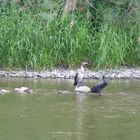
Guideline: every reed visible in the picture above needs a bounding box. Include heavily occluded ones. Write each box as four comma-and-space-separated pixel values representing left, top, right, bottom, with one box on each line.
0, 1, 140, 70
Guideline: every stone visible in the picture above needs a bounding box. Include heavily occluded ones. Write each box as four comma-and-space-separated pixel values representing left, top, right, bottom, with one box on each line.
0, 89, 10, 95
14, 87, 33, 94
56, 90, 70, 95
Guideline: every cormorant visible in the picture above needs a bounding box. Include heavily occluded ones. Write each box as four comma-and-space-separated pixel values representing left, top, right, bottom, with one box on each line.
91, 75, 108, 95
74, 62, 88, 86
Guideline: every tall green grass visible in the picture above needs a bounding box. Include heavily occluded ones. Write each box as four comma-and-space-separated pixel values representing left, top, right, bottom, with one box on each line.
0, 1, 140, 70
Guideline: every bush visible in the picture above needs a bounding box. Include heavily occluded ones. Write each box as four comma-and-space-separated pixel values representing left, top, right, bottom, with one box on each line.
0, 0, 140, 69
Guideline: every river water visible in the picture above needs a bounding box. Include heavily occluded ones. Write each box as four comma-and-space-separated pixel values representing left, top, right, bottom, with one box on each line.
0, 78, 140, 140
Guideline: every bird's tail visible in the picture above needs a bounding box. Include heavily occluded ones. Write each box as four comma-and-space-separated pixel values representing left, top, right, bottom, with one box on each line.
74, 82, 77, 86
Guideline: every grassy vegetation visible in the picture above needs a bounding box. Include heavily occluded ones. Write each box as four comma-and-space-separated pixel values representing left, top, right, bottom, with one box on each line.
0, 0, 140, 70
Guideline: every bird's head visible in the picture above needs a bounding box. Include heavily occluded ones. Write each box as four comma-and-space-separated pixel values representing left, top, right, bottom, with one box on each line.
102, 75, 108, 84
102, 75, 105, 79
81, 61, 88, 67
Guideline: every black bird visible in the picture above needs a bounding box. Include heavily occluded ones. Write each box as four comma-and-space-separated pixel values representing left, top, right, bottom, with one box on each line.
74, 62, 88, 86
91, 75, 108, 95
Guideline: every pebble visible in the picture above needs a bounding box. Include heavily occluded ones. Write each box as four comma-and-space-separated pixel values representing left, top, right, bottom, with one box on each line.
0, 67, 140, 79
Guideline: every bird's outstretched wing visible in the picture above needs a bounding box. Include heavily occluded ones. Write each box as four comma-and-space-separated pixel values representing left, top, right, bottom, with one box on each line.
74, 73, 78, 85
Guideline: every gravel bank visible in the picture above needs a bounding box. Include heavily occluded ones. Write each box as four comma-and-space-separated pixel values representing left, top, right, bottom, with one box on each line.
0, 67, 140, 79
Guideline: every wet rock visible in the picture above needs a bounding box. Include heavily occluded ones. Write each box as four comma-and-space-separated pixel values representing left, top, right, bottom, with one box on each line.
0, 89, 10, 95
75, 85, 91, 93
56, 90, 70, 95
14, 87, 33, 94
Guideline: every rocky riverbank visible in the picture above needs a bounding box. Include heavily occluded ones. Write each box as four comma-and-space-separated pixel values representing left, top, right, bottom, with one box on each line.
0, 67, 140, 79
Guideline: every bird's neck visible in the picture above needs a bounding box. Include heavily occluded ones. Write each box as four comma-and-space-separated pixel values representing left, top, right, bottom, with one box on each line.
103, 78, 108, 84
80, 65, 85, 71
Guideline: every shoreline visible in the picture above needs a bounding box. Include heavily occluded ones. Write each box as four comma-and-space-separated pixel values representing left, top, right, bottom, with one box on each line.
0, 67, 140, 79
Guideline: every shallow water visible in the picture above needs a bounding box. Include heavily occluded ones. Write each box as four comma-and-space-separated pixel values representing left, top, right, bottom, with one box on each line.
0, 78, 140, 140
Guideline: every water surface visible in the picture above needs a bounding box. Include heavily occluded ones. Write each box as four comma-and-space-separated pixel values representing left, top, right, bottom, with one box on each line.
0, 78, 140, 140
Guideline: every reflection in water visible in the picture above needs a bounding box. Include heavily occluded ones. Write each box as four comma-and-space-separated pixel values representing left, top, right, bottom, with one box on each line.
75, 93, 87, 140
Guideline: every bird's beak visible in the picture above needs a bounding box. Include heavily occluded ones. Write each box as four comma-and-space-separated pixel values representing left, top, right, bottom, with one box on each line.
83, 62, 88, 66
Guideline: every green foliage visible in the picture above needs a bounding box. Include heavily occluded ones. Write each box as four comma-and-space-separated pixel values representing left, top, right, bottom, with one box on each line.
0, 0, 140, 70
